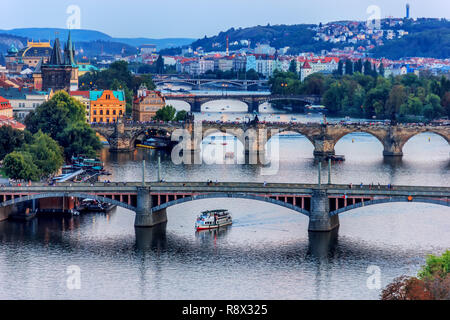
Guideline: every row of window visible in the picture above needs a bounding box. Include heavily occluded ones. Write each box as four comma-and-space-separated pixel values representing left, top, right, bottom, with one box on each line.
92, 118, 118, 123
92, 109, 123, 116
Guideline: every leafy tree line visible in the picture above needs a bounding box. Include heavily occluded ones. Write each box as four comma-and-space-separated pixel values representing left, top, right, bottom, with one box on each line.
0, 91, 102, 181
270, 69, 450, 121
79, 61, 156, 115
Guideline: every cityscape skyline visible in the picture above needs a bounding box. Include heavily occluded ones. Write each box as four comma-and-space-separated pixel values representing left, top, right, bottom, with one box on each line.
2, 0, 450, 39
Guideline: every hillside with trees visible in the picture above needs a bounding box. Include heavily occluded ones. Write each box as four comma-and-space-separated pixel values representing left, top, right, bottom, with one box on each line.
270, 67, 450, 121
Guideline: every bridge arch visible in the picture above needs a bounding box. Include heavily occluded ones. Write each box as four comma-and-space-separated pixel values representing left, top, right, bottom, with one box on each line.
400, 130, 450, 150
201, 99, 248, 113
330, 197, 449, 216
0, 192, 136, 212
150, 193, 310, 216
332, 129, 387, 150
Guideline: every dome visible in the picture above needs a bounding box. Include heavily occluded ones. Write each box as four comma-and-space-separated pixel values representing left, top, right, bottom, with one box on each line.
7, 44, 18, 54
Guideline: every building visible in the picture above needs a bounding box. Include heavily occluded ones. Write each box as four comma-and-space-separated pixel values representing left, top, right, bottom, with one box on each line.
89, 90, 125, 124
140, 44, 157, 55
300, 62, 313, 81
0, 115, 26, 130
132, 85, 165, 122
69, 91, 91, 121
0, 96, 13, 118
37, 32, 79, 92
0, 87, 51, 119
5, 41, 52, 73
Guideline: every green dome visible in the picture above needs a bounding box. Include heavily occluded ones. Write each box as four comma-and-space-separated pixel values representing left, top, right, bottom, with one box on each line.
7, 44, 18, 54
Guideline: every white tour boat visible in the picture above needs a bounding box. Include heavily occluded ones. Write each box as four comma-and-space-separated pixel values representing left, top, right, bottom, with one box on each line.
195, 209, 232, 231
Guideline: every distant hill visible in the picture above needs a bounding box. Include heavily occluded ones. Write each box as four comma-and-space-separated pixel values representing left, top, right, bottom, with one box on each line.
0, 33, 27, 55
188, 24, 345, 54
0, 28, 194, 50
371, 20, 450, 59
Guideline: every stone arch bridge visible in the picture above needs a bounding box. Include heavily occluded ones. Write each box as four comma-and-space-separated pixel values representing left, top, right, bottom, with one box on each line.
164, 94, 321, 113
92, 121, 450, 160
0, 182, 448, 232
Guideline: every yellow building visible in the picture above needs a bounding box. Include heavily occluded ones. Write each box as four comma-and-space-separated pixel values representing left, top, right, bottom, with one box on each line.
89, 90, 125, 123
132, 84, 166, 122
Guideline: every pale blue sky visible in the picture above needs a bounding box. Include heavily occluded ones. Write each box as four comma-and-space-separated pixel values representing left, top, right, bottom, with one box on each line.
2, 0, 449, 38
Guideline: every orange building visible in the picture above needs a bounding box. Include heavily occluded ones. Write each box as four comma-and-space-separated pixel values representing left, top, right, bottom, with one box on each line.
89, 90, 125, 123
132, 84, 166, 122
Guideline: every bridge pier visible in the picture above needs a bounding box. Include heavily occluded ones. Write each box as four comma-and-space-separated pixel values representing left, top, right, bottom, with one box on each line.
134, 188, 168, 228
313, 138, 335, 160
308, 189, 339, 232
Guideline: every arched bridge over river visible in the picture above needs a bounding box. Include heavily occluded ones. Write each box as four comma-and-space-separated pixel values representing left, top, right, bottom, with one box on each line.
1, 182, 449, 232
92, 121, 450, 160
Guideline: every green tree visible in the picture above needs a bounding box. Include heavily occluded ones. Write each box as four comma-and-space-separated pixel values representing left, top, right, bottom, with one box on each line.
423, 93, 444, 120
288, 59, 297, 74
0, 126, 33, 160
418, 250, 450, 280
385, 85, 407, 119
345, 60, 353, 75
153, 105, 177, 121
22, 131, 64, 177
363, 60, 372, 76
24, 91, 101, 159
25, 91, 86, 139
174, 110, 188, 121
57, 122, 102, 159
336, 60, 344, 76
3, 151, 40, 181
155, 55, 165, 74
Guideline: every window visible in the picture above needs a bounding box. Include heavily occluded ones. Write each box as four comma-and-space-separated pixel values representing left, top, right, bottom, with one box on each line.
93, 110, 97, 115
113, 110, 116, 115
100, 110, 103, 115
106, 110, 110, 115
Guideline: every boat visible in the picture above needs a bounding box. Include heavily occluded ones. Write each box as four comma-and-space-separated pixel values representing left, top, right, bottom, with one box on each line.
71, 156, 104, 171
195, 209, 232, 231
8, 209, 37, 222
136, 137, 172, 150
76, 199, 116, 213
326, 154, 345, 161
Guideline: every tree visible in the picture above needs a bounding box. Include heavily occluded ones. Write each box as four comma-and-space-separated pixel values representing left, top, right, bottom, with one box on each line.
385, 85, 407, 119
57, 122, 102, 159
3, 151, 40, 181
363, 60, 372, 76
336, 60, 344, 76
174, 110, 188, 122
0, 126, 33, 160
379, 63, 385, 77
25, 91, 86, 139
155, 55, 165, 74
423, 94, 444, 120
288, 59, 297, 74
22, 131, 64, 177
24, 91, 101, 159
418, 250, 450, 280
345, 60, 353, 75
153, 105, 177, 122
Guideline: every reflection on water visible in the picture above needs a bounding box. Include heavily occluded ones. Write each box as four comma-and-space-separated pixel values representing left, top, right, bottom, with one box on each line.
0, 120, 449, 299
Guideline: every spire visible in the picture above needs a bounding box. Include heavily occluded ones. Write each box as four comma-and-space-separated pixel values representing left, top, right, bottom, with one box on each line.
34, 58, 43, 73
64, 29, 76, 66
50, 37, 63, 65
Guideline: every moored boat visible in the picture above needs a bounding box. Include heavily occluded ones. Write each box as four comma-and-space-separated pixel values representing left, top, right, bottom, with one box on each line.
195, 209, 232, 231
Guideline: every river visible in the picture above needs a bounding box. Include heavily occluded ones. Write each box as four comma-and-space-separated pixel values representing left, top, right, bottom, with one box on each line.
0, 111, 449, 300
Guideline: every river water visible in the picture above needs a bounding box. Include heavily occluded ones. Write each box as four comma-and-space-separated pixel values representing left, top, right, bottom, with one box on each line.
0, 111, 449, 300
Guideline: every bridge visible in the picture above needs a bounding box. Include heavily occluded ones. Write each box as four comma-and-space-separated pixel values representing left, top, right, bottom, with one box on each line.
153, 77, 269, 90
0, 182, 448, 232
92, 121, 450, 160
163, 94, 320, 113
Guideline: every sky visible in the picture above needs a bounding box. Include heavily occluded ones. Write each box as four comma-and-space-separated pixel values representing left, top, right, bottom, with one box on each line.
2, 0, 449, 39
